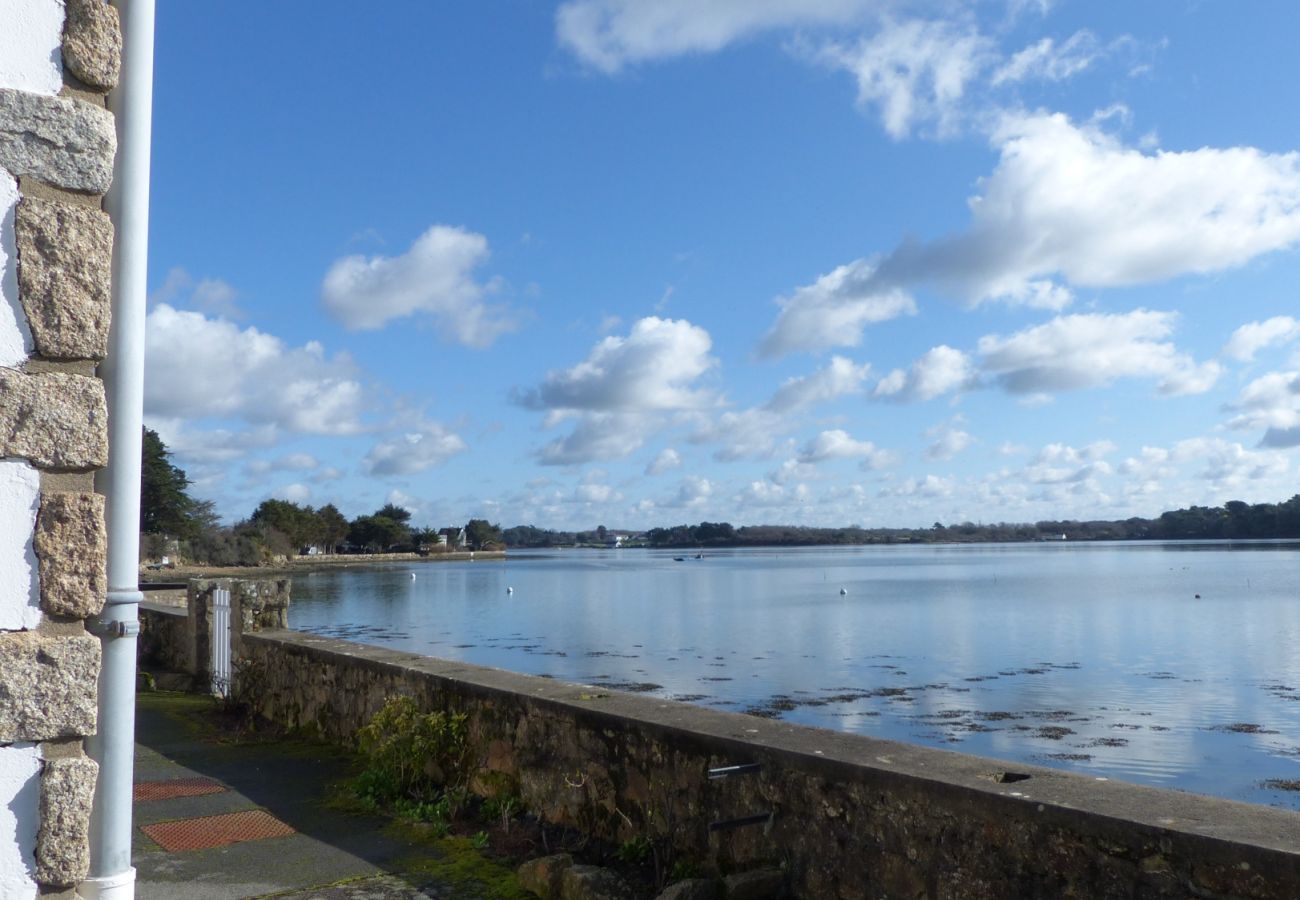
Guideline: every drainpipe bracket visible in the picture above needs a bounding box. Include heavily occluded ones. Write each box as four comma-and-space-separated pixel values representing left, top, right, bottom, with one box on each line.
87, 618, 141, 638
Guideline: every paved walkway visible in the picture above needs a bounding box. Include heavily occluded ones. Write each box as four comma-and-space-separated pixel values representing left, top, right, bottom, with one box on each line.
132, 691, 528, 900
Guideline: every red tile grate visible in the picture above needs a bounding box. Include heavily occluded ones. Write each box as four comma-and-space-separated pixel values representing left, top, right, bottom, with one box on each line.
133, 777, 227, 802
140, 809, 296, 851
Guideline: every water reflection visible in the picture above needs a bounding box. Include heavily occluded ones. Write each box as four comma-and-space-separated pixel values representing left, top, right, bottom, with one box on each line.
290, 542, 1300, 809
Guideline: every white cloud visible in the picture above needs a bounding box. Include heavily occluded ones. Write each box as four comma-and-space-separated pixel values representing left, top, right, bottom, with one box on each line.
145, 304, 369, 435
146, 421, 280, 467
1172, 437, 1290, 489
573, 482, 620, 504
555, 0, 875, 73
1024, 441, 1115, 485
321, 225, 516, 346
667, 475, 714, 508
645, 448, 682, 476
925, 418, 973, 460
991, 30, 1101, 85
737, 479, 809, 508
869, 112, 1300, 307
272, 483, 312, 504
1225, 370, 1300, 448
1223, 317, 1300, 362
1119, 446, 1175, 483
769, 458, 819, 485
538, 412, 658, 465
797, 429, 893, 469
691, 408, 786, 461
765, 356, 872, 412
246, 453, 319, 476
150, 267, 244, 318
521, 317, 716, 413
814, 18, 994, 139
364, 425, 468, 477
524, 318, 718, 464
875, 345, 975, 401
759, 259, 915, 358
880, 474, 954, 498
977, 310, 1221, 396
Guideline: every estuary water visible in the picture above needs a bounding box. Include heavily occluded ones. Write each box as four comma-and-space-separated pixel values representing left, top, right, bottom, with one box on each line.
288, 541, 1300, 809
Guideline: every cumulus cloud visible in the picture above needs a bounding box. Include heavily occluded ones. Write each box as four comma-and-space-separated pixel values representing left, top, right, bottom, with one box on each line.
271, 483, 312, 504
573, 481, 621, 504
691, 408, 786, 461
797, 429, 893, 469
555, 0, 875, 73
364, 425, 468, 477
759, 260, 916, 358
925, 418, 973, 460
520, 317, 716, 413
538, 412, 658, 466
146, 304, 369, 434
977, 310, 1221, 396
1223, 317, 1300, 362
1023, 441, 1115, 485
875, 345, 975, 402
769, 114, 1300, 352
765, 356, 872, 412
321, 225, 516, 346
1225, 370, 1300, 447
737, 479, 809, 509
1172, 437, 1290, 489
646, 448, 682, 476
869, 112, 1300, 308
523, 318, 718, 464
667, 475, 714, 508
813, 18, 994, 139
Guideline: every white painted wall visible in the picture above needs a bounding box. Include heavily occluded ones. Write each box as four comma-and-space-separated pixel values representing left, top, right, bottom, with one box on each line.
0, 0, 64, 96
0, 744, 40, 900
0, 461, 41, 632
1, 171, 33, 369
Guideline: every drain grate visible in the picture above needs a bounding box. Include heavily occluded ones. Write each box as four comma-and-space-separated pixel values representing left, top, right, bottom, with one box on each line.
141, 809, 296, 851
133, 777, 227, 802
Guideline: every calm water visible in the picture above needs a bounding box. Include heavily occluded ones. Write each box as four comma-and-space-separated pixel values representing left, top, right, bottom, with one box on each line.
289, 542, 1300, 808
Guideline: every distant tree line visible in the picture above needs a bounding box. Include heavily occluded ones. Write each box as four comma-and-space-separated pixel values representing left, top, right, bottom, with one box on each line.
504, 497, 1300, 549
139, 428, 503, 566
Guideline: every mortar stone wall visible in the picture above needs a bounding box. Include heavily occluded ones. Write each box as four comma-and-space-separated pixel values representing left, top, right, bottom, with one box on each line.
232, 629, 1300, 900
0, 0, 121, 895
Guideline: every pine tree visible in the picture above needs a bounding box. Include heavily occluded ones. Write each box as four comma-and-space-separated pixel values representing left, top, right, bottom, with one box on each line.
140, 428, 214, 538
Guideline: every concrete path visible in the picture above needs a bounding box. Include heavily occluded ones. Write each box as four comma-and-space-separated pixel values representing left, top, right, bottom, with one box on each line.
132, 691, 528, 900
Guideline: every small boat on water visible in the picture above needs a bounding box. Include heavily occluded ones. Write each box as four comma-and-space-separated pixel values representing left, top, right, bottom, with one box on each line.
673, 556, 686, 562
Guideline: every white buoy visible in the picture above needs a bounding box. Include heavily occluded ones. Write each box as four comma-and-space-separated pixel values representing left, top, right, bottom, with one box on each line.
507, 586, 514, 594
410, 572, 416, 580
839, 588, 848, 595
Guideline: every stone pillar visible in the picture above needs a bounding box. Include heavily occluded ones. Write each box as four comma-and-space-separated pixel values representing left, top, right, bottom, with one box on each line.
188, 578, 291, 693
0, 1, 122, 895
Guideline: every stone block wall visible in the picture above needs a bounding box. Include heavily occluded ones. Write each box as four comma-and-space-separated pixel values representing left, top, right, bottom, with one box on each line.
239, 630, 1300, 899
0, 1, 120, 896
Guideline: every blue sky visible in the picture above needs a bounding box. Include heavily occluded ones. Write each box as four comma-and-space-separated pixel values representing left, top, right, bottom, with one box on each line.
143, 1, 1300, 531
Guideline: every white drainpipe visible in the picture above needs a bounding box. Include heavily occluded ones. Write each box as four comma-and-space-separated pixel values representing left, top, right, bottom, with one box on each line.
84, 1, 155, 898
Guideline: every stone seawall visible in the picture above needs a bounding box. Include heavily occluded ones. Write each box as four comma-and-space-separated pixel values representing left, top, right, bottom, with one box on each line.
231, 628, 1300, 899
